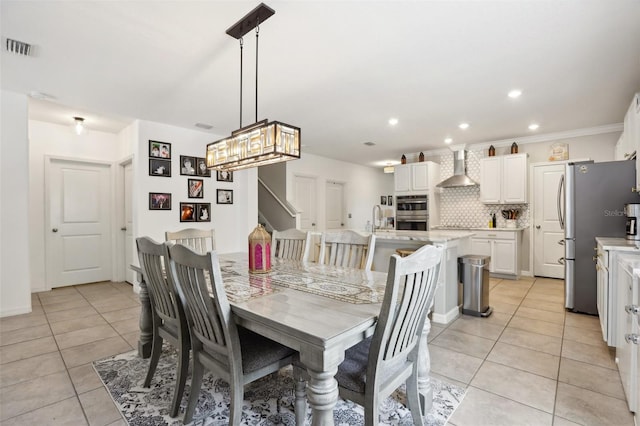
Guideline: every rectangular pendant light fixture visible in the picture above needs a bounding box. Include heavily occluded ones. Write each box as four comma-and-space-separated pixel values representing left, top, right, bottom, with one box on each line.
206, 119, 300, 172
206, 3, 301, 172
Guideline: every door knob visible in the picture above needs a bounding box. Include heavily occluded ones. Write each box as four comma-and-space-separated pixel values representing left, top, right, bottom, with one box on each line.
535, 225, 541, 229
52, 228, 58, 232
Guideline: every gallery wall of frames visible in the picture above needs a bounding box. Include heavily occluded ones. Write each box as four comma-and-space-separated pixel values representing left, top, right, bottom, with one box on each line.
147, 139, 234, 223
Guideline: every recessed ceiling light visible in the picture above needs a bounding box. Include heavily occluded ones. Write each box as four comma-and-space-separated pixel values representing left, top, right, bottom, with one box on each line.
388, 118, 399, 126
444, 138, 453, 144
508, 89, 522, 99
528, 123, 539, 130
458, 123, 469, 130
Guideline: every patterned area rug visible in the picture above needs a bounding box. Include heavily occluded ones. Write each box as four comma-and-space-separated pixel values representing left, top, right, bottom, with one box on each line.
93, 347, 465, 425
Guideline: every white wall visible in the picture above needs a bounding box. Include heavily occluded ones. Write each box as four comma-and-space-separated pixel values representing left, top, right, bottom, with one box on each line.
286, 153, 394, 231
134, 121, 257, 255
28, 120, 123, 292
26, 118, 257, 296
1, 91, 31, 317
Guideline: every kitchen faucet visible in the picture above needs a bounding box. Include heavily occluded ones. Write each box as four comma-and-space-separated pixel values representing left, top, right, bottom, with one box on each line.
372, 204, 382, 234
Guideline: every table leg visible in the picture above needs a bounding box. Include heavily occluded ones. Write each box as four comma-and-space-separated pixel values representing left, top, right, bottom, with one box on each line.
306, 367, 339, 426
417, 311, 433, 414
137, 278, 153, 358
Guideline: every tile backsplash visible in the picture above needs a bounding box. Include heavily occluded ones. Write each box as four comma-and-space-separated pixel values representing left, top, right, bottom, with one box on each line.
436, 148, 530, 229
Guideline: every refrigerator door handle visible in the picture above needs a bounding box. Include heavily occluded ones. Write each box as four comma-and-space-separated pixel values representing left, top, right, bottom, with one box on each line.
557, 174, 565, 230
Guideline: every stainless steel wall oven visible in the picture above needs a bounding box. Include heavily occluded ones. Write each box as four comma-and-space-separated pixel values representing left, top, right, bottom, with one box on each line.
396, 195, 428, 231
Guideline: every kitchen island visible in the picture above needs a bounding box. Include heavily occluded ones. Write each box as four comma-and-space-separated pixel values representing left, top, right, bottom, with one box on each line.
366, 230, 474, 324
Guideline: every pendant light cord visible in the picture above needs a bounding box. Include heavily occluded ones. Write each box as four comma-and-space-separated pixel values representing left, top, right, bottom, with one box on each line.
255, 23, 259, 123
239, 37, 243, 128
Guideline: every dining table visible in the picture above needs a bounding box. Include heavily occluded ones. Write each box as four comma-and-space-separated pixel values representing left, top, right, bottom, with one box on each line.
133, 252, 437, 425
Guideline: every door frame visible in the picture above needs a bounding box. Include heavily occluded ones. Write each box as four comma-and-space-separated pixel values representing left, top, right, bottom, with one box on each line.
44, 155, 115, 291
325, 179, 346, 230
116, 156, 134, 283
528, 159, 589, 278
291, 172, 319, 231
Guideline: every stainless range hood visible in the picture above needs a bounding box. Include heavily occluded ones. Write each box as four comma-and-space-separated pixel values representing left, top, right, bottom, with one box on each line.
436, 149, 478, 188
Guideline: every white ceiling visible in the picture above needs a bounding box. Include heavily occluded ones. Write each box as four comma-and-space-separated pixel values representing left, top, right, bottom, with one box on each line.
2, 1, 639, 167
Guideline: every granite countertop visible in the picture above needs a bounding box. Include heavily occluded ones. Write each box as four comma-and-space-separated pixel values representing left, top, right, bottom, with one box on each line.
595, 237, 640, 252
363, 229, 475, 243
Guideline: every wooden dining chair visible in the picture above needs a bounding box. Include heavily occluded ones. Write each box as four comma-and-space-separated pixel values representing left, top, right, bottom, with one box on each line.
135, 237, 189, 418
165, 244, 299, 424
334, 244, 443, 426
165, 228, 215, 254
318, 230, 376, 271
272, 228, 311, 261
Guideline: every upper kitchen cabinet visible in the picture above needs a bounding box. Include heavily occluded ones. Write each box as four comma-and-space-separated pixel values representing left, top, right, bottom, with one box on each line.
616, 94, 639, 162
479, 153, 528, 204
394, 162, 440, 195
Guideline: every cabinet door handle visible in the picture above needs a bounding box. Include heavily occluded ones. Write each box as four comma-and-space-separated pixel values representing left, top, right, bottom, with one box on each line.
558, 240, 565, 245
625, 334, 640, 344
625, 305, 640, 315
535, 225, 541, 229
558, 257, 565, 265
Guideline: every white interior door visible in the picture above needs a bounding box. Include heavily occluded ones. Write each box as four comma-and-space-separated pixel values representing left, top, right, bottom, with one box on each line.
46, 158, 112, 288
533, 163, 565, 278
123, 161, 134, 284
325, 181, 345, 230
294, 175, 317, 231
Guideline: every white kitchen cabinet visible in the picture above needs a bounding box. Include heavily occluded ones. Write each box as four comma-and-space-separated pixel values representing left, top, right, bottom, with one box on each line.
596, 241, 613, 345
394, 162, 439, 195
470, 229, 521, 277
479, 153, 528, 204
595, 238, 640, 348
615, 254, 640, 413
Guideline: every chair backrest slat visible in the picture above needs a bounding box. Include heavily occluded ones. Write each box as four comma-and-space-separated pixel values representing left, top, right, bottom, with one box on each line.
370, 244, 442, 373
166, 228, 216, 254
272, 228, 310, 261
166, 244, 233, 357
318, 230, 376, 271
136, 237, 181, 325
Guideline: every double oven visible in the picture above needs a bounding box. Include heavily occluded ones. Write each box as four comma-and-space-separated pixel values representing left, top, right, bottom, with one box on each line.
396, 195, 428, 231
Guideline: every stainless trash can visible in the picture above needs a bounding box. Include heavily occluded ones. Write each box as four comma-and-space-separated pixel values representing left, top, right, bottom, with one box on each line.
459, 255, 492, 317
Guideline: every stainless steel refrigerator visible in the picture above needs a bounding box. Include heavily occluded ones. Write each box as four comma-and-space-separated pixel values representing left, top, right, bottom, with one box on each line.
559, 160, 637, 314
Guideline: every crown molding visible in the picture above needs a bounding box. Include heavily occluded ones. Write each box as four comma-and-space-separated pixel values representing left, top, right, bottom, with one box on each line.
423, 123, 623, 157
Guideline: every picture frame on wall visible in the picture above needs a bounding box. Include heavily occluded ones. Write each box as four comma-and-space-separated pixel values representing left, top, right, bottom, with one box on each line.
149, 140, 171, 159
149, 158, 171, 177
197, 203, 211, 222
187, 179, 204, 198
216, 170, 233, 182
180, 203, 196, 222
388, 195, 393, 206
217, 189, 233, 205
180, 155, 196, 176
149, 192, 171, 210
196, 157, 210, 177
380, 195, 387, 205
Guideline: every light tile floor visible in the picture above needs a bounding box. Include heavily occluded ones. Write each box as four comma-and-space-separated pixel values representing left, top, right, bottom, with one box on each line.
0, 278, 635, 425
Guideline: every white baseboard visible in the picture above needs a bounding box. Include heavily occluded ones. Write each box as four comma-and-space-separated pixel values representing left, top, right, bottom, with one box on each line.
0, 304, 33, 318
431, 306, 460, 325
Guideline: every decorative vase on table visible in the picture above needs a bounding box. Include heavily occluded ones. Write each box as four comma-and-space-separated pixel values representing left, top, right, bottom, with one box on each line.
249, 224, 271, 273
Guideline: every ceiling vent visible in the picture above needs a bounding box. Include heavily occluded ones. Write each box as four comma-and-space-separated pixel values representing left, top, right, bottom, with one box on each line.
5, 38, 32, 56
